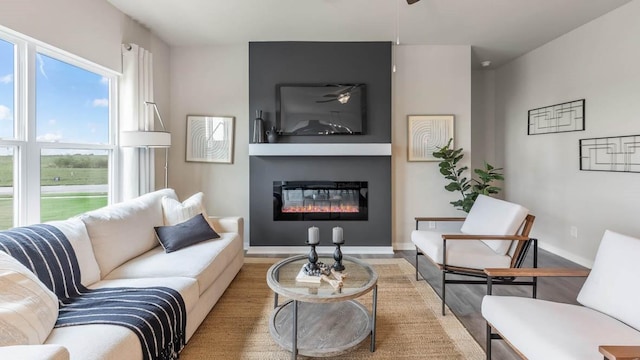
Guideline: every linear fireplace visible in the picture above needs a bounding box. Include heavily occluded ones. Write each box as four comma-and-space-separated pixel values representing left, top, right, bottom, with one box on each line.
273, 181, 368, 221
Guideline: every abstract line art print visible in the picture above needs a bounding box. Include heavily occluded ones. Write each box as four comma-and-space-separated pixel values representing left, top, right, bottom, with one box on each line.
186, 115, 235, 163
407, 115, 454, 162
580, 135, 640, 173
528, 99, 585, 135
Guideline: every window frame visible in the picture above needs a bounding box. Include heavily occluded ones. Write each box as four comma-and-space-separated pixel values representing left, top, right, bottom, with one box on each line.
0, 26, 120, 227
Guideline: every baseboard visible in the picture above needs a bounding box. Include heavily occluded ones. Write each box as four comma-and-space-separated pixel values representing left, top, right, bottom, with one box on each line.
246, 246, 394, 255
538, 242, 593, 269
393, 242, 415, 251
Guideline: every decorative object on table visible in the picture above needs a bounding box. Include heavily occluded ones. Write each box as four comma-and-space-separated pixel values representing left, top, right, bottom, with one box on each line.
306, 226, 319, 271
266, 126, 278, 143
407, 115, 454, 162
186, 115, 235, 163
332, 226, 345, 271
432, 138, 504, 213
252, 110, 266, 143
580, 134, 640, 173
528, 99, 585, 135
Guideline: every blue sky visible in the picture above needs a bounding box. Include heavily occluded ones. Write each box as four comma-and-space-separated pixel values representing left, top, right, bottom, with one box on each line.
0, 38, 109, 146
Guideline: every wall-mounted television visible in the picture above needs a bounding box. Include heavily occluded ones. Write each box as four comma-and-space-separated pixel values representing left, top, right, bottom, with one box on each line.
276, 83, 366, 135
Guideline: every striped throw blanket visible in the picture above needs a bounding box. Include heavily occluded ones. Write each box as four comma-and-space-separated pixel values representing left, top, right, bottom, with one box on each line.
0, 224, 186, 360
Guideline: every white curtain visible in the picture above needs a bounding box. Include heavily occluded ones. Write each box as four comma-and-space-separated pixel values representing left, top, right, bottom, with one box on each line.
120, 43, 156, 200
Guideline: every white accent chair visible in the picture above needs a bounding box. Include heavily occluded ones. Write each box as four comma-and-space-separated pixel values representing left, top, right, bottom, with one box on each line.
411, 194, 535, 315
483, 230, 640, 360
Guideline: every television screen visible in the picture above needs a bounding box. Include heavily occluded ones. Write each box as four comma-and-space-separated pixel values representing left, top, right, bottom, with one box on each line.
276, 84, 366, 135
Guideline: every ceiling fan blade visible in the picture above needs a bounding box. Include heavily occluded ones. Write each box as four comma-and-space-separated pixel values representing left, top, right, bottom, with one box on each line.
407, 0, 420, 4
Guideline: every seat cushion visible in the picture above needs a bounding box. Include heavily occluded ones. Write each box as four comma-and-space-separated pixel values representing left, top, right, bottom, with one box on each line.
80, 189, 178, 277
460, 195, 529, 255
411, 230, 511, 269
482, 295, 640, 360
88, 277, 200, 314
104, 232, 242, 295
45, 324, 142, 360
577, 230, 640, 331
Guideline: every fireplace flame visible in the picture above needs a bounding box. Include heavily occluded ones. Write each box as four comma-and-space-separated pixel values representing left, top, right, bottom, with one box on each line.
282, 204, 360, 213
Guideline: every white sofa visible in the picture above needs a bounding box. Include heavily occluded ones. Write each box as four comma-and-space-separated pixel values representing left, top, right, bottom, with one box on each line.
0, 188, 244, 360
483, 230, 640, 359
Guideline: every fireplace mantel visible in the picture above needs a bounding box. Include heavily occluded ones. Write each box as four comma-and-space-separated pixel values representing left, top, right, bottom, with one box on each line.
248, 143, 391, 156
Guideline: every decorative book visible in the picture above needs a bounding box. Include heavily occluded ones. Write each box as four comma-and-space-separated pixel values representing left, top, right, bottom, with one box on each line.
295, 265, 321, 283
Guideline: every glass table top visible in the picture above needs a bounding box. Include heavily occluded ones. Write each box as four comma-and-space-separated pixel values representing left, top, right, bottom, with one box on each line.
266, 255, 378, 302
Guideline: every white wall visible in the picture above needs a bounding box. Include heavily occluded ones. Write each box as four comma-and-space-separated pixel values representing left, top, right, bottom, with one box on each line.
169, 46, 249, 238
471, 70, 497, 173
495, 0, 640, 266
393, 45, 472, 249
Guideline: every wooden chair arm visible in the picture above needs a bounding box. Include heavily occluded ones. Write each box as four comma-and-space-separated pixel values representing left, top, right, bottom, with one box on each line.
599, 345, 640, 360
415, 217, 466, 222
442, 234, 530, 241
484, 268, 590, 278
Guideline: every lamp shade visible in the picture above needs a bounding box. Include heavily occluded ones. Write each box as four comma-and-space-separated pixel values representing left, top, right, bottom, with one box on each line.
120, 131, 171, 148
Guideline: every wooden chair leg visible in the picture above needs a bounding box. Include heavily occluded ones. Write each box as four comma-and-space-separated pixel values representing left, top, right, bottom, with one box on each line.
415, 248, 420, 281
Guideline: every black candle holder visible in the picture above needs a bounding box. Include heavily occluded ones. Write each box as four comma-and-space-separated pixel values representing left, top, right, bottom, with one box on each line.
307, 242, 318, 271
332, 241, 345, 272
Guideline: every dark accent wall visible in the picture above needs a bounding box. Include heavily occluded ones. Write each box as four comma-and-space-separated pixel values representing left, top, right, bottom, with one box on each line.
250, 156, 391, 246
249, 41, 392, 247
249, 41, 391, 143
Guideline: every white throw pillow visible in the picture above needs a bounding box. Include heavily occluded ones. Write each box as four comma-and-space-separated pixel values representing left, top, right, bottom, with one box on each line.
0, 251, 59, 346
162, 193, 208, 226
577, 230, 640, 331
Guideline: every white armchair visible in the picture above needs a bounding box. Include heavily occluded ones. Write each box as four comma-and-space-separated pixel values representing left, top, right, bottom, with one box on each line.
412, 194, 535, 315
483, 230, 640, 359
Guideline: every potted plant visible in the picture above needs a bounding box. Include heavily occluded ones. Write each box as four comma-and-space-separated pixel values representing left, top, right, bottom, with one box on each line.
432, 138, 504, 213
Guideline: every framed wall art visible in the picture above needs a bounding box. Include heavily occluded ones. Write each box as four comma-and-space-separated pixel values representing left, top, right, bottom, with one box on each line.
528, 99, 585, 135
407, 115, 454, 162
186, 115, 235, 163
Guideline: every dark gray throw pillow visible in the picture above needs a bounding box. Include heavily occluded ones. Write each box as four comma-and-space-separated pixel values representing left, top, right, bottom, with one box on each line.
154, 213, 220, 253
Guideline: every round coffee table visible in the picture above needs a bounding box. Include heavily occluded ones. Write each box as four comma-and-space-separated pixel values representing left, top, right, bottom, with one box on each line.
266, 255, 378, 359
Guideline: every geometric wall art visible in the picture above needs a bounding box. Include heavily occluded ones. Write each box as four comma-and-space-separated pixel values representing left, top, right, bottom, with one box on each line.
579, 135, 640, 173
528, 99, 585, 135
407, 115, 454, 162
186, 115, 235, 164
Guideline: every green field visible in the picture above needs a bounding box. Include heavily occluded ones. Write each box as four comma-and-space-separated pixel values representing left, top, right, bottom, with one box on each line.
0, 154, 108, 186
0, 193, 108, 230
0, 154, 109, 229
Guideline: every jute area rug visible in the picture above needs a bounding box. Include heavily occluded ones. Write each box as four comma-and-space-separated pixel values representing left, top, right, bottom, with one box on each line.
181, 258, 484, 359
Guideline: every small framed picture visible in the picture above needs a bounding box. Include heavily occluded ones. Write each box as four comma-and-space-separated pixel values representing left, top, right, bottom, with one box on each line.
186, 115, 235, 163
407, 115, 454, 162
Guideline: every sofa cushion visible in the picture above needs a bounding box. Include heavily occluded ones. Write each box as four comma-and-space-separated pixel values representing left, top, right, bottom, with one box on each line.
482, 295, 640, 360
80, 188, 178, 277
0, 345, 69, 360
460, 195, 528, 255
45, 324, 142, 360
47, 218, 100, 286
577, 230, 640, 331
155, 214, 220, 253
0, 251, 58, 346
412, 229, 512, 269
105, 232, 242, 295
89, 277, 200, 314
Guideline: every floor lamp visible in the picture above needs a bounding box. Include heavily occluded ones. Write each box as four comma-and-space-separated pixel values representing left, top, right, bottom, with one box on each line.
120, 102, 171, 188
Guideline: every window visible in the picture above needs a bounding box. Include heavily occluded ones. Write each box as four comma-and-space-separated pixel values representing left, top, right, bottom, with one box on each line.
0, 28, 117, 229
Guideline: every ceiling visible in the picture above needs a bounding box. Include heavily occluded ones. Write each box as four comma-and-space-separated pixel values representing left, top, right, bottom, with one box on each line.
107, 0, 632, 69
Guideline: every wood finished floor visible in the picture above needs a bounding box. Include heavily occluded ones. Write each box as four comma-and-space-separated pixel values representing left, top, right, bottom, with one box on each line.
247, 248, 588, 360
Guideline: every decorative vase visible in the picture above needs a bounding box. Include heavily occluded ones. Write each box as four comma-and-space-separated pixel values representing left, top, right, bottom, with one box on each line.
252, 110, 266, 143
266, 126, 278, 143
